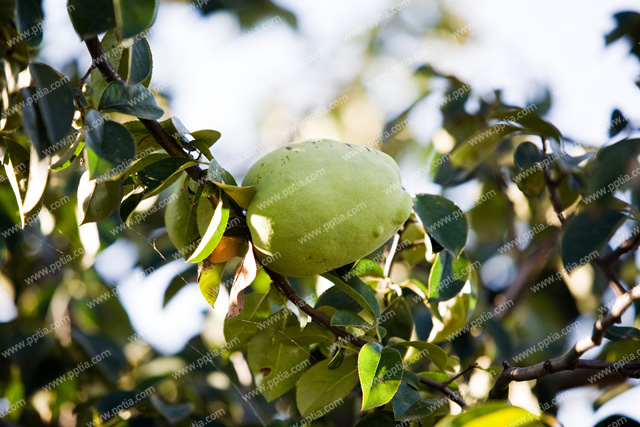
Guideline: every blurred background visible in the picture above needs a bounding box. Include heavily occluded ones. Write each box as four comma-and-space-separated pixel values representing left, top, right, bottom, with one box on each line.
3, 0, 640, 425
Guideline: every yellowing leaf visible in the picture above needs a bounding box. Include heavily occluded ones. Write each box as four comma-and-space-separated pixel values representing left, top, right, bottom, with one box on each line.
198, 259, 226, 308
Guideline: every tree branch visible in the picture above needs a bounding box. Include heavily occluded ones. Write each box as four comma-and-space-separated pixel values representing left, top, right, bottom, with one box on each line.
87, 33, 467, 409
84, 37, 213, 199
489, 285, 640, 399
265, 268, 467, 407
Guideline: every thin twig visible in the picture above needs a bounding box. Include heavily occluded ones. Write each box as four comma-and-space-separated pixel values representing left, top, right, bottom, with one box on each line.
489, 285, 640, 399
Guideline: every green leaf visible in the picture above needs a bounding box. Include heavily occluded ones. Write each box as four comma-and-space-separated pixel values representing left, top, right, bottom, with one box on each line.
22, 144, 49, 214
120, 187, 144, 223
137, 157, 197, 196
354, 412, 396, 427
68, 0, 116, 40
149, 395, 191, 424
272, 322, 334, 346
16, 0, 44, 47
322, 273, 381, 321
85, 119, 135, 181
99, 81, 164, 119
187, 193, 229, 263
115, 0, 158, 39
391, 382, 423, 420
605, 326, 640, 341
490, 107, 563, 142
358, 343, 403, 410
126, 38, 152, 85
77, 171, 120, 224
428, 251, 471, 302
434, 403, 540, 427
331, 310, 370, 328
165, 178, 200, 257
514, 141, 543, 170
27, 63, 76, 157
223, 293, 271, 346
449, 123, 520, 173
413, 194, 468, 258
379, 295, 413, 348
561, 206, 625, 267
387, 341, 448, 372
198, 260, 226, 308
610, 109, 629, 138
190, 130, 221, 146
247, 311, 309, 402
296, 355, 359, 418
587, 139, 640, 200
327, 348, 345, 370
208, 157, 237, 185
215, 182, 256, 210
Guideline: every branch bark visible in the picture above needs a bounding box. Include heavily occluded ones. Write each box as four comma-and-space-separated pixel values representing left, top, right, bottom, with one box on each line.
489, 285, 640, 399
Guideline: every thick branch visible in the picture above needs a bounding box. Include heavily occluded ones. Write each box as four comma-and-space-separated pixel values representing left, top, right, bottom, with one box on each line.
265, 268, 467, 407
489, 285, 640, 399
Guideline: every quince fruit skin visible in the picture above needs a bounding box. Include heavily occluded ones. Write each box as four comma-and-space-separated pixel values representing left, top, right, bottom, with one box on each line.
242, 139, 413, 277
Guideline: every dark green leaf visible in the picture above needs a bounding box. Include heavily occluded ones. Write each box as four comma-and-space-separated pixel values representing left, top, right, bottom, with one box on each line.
120, 187, 144, 223
331, 310, 370, 328
605, 326, 640, 341
315, 286, 361, 313
85, 120, 135, 181
610, 109, 629, 137
68, 0, 116, 40
28, 63, 76, 157
115, 0, 158, 39
99, 81, 163, 119
127, 38, 152, 85
492, 107, 563, 142
429, 251, 470, 301
354, 412, 396, 426
561, 206, 625, 267
208, 157, 237, 185
322, 273, 381, 321
413, 194, 468, 258
137, 157, 196, 195
16, 0, 44, 47
587, 139, 640, 200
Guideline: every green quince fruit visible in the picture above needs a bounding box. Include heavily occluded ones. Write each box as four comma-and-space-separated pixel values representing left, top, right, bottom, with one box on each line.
242, 139, 412, 277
